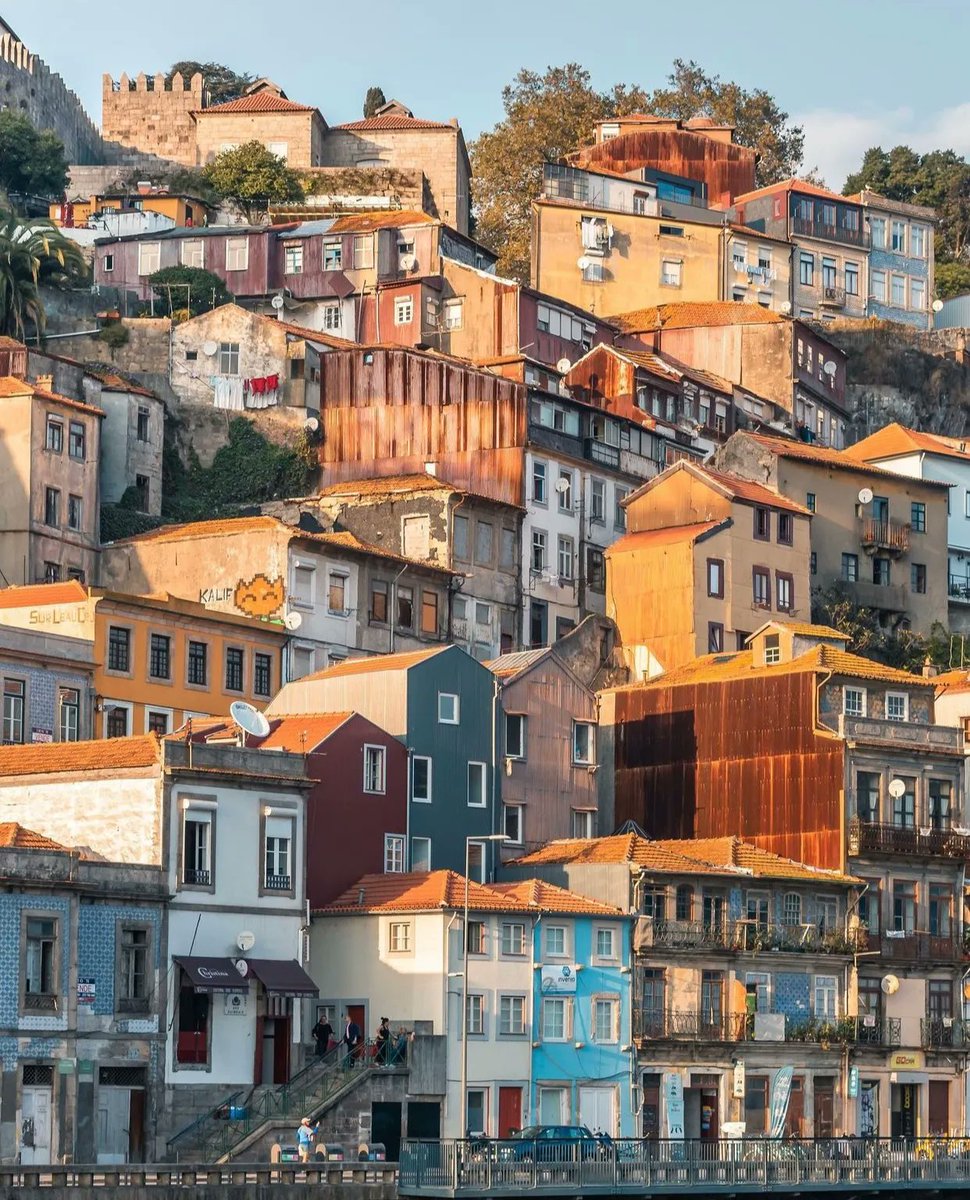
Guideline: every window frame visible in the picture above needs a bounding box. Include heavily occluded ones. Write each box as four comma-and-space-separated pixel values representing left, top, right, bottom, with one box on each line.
21, 911, 60, 1013
412, 755, 432, 803
504, 803, 524, 846
384, 833, 405, 873
843, 686, 867, 718
253, 651, 272, 698
388, 920, 412, 954
438, 692, 460, 725
363, 743, 387, 795
467, 760, 487, 808
45, 416, 64, 454
225, 236, 249, 272
261, 810, 295, 896
500, 921, 527, 957
505, 712, 526, 760
116, 920, 152, 1014
498, 993, 527, 1037
224, 645, 245, 693
707, 558, 724, 599
572, 721, 595, 765
885, 691, 909, 722
179, 800, 216, 893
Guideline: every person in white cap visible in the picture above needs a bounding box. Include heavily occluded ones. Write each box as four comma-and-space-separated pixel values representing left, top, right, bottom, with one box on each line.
296, 1116, 318, 1162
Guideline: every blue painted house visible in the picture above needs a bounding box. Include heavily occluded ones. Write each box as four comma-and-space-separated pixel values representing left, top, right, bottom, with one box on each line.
851, 188, 935, 328
270, 644, 501, 875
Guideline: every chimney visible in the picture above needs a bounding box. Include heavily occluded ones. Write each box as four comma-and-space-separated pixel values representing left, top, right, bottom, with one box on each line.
922, 657, 939, 679
35, 373, 54, 393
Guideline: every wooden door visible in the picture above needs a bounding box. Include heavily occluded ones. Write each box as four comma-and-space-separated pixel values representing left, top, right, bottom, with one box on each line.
785, 1077, 805, 1138
700, 1088, 719, 1141
498, 1087, 522, 1137
813, 1078, 835, 1138
642, 1081, 661, 1140
128, 1088, 146, 1163
929, 1080, 949, 1135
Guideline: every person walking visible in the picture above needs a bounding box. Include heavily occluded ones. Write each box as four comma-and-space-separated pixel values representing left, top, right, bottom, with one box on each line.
376, 1017, 391, 1065
311, 1014, 333, 1057
296, 1117, 318, 1163
342, 1011, 362, 1068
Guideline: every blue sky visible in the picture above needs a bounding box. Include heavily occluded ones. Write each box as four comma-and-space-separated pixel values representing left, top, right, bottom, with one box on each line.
7, 0, 970, 188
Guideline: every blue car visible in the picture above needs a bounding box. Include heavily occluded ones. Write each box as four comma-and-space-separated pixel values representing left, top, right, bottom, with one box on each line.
504, 1125, 613, 1163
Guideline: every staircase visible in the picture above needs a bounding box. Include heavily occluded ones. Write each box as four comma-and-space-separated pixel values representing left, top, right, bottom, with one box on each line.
167, 1042, 393, 1163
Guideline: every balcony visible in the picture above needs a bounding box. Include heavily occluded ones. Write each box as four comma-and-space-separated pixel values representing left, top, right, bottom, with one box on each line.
867, 931, 964, 963
264, 874, 292, 891
635, 1010, 886, 1047
584, 438, 620, 469
793, 215, 868, 248
183, 869, 211, 886
640, 919, 860, 956
853, 1015, 902, 1047
843, 578, 909, 612
821, 286, 846, 308
949, 576, 970, 603
634, 1009, 747, 1043
848, 816, 970, 858
859, 516, 910, 554
841, 718, 963, 753
922, 1017, 970, 1048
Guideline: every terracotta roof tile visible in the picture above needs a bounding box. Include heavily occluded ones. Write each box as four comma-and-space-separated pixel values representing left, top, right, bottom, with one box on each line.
104, 516, 283, 546
851, 422, 970, 465
334, 116, 453, 132
0, 822, 69, 851
317, 474, 457, 498
0, 375, 104, 417
0, 735, 160, 779
326, 210, 436, 233
304, 646, 450, 681
297, 529, 457, 574
734, 177, 864, 206
609, 302, 784, 333
744, 432, 951, 487
623, 460, 812, 516
259, 713, 352, 751
0, 581, 87, 609
655, 837, 860, 883
487, 880, 624, 915
935, 669, 970, 696
771, 621, 848, 640
198, 92, 317, 114
606, 521, 725, 555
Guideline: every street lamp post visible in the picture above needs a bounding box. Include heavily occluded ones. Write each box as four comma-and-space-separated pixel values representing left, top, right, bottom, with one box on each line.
460, 833, 509, 1139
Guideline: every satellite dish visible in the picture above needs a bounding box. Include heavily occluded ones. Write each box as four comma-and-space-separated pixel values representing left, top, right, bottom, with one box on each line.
236, 931, 256, 953
780, 301, 793, 315
283, 611, 303, 631
201, 340, 218, 357
858, 487, 874, 505
823, 361, 837, 377
556, 358, 572, 374
555, 476, 571, 494
400, 254, 417, 272
271, 294, 285, 311
933, 299, 945, 313
881, 974, 900, 996
888, 778, 906, 799
303, 416, 320, 433
577, 256, 592, 271
230, 701, 271, 740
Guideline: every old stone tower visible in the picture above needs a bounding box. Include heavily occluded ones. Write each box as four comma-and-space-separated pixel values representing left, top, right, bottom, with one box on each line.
101, 71, 206, 166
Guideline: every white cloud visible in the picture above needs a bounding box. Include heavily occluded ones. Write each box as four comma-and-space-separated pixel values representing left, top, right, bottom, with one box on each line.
795, 103, 970, 191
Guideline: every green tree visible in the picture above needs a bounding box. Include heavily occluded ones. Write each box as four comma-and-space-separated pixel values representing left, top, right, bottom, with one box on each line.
0, 213, 88, 338
0, 111, 69, 199
935, 261, 970, 300
363, 86, 387, 118
168, 61, 254, 105
149, 265, 232, 316
811, 583, 954, 672
202, 141, 304, 222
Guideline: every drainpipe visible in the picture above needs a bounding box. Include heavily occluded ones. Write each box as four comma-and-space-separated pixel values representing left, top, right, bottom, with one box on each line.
491, 674, 500, 842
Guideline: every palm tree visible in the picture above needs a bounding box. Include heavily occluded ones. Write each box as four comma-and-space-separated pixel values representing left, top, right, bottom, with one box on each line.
0, 213, 88, 340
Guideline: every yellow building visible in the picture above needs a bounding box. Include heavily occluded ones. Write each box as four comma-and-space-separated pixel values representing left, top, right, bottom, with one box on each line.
50, 192, 214, 229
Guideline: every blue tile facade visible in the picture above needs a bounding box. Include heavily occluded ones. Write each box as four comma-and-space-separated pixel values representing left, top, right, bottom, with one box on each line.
0, 894, 71, 1031
773, 972, 811, 1020
0, 655, 90, 744
865, 210, 932, 328
77, 903, 163, 1017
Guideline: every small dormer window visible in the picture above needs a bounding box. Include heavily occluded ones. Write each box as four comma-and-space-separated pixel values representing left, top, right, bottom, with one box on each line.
764, 634, 781, 665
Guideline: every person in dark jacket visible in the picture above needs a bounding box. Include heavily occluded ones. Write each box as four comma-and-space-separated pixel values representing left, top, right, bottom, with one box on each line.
342, 1012, 362, 1067
311, 1015, 333, 1057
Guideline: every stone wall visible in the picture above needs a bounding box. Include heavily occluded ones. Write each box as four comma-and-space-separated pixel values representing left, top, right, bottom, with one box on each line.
101, 72, 205, 167
0, 31, 103, 164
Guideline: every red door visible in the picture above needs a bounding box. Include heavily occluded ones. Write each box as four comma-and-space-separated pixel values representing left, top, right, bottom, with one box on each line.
349, 1004, 366, 1060
498, 1087, 523, 1138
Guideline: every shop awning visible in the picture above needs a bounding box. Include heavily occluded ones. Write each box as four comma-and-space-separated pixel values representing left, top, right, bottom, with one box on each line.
246, 958, 319, 997
174, 956, 249, 994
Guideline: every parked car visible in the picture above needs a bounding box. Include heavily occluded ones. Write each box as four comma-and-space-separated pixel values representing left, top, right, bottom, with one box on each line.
504, 1125, 612, 1162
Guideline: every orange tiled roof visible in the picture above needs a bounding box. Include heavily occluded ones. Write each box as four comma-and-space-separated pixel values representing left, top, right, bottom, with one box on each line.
0, 735, 160, 779
744, 432, 951, 487
318, 870, 624, 915
304, 646, 449, 681
606, 521, 725, 555
0, 375, 104, 417
105, 515, 283, 546
198, 92, 317, 114
327, 210, 436, 233
655, 837, 860, 883
770, 621, 847, 640
335, 115, 453, 132
260, 713, 353, 751
608, 302, 784, 333
734, 177, 863, 206
0, 580, 87, 608
622, 459, 812, 516
851, 422, 970, 465
612, 347, 736, 396
935, 669, 970, 696
317, 473, 458, 498
0, 822, 69, 851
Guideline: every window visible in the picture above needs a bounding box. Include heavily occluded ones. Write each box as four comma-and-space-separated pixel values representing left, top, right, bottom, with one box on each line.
891, 221, 906, 253
182, 639, 209, 689
218, 342, 239, 375
764, 634, 781, 665
661, 259, 682, 287
225, 237, 249, 271
707, 558, 724, 598
593, 998, 618, 1042
253, 651, 272, 698
149, 633, 171, 680
179, 238, 204, 268
438, 692, 459, 724
394, 296, 413, 325
783, 893, 802, 927
411, 836, 431, 872
531, 529, 547, 572
911, 563, 927, 594
746, 892, 769, 930
573, 721, 594, 765
499, 995, 525, 1036
370, 580, 388, 623
614, 487, 628, 531
557, 536, 574, 581
136, 406, 150, 442
911, 279, 925, 310
412, 756, 432, 803
2, 679, 25, 744
870, 217, 886, 249
856, 772, 880, 823
119, 925, 150, 1010
752, 567, 770, 608
885, 691, 908, 722
465, 993, 484, 1035
67, 494, 82, 531
500, 526, 516, 570
542, 997, 567, 1040
531, 458, 547, 504
106, 705, 129, 738
814, 975, 838, 1019
45, 417, 63, 452
283, 242, 303, 274
822, 257, 837, 288
352, 234, 374, 269
546, 926, 566, 957
675, 885, 694, 922
799, 253, 814, 286
24, 916, 57, 1006
871, 269, 887, 302
776, 573, 793, 612
505, 713, 526, 759
475, 521, 494, 564
467, 761, 486, 807
389, 922, 411, 953
778, 513, 793, 545
841, 552, 859, 582
396, 585, 413, 629
891, 274, 906, 306
911, 225, 927, 258
845, 261, 859, 295
146, 710, 169, 735
911, 501, 926, 532
929, 779, 952, 831
732, 241, 747, 270
464, 919, 485, 955
44, 486, 60, 527
843, 687, 866, 717
708, 622, 724, 653
557, 470, 573, 512
320, 303, 341, 332
504, 803, 523, 845
58, 687, 79, 742
103, 253, 114, 272
501, 923, 526, 956
590, 478, 606, 523
263, 815, 292, 891
753, 507, 770, 540
225, 647, 244, 692
137, 241, 160, 275
810, 552, 817, 576
892, 881, 916, 932
325, 572, 347, 615
595, 927, 616, 959
364, 745, 386, 794
421, 590, 438, 636
108, 626, 130, 672
892, 778, 916, 829
378, 832, 404, 873
322, 239, 342, 270
572, 809, 594, 838
182, 809, 212, 887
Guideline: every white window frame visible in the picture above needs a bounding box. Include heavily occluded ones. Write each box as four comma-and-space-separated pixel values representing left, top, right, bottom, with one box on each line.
501, 922, 526, 957
499, 993, 526, 1036
283, 241, 304, 275
321, 303, 341, 332
466, 993, 485, 1036
363, 744, 387, 794
542, 996, 570, 1041
394, 295, 414, 325
225, 237, 249, 272
504, 803, 524, 845
467, 761, 487, 808
291, 562, 316, 609
572, 809, 594, 838
352, 234, 374, 270
180, 239, 204, 269
886, 692, 909, 722
592, 996, 619, 1043
594, 927, 617, 961
323, 240, 342, 270
545, 925, 567, 958
137, 241, 161, 276
505, 712, 526, 760
411, 836, 431, 872
438, 692, 460, 724
661, 258, 683, 287
388, 921, 412, 953
412, 755, 432, 803
384, 833, 405, 873
843, 686, 867, 717
572, 721, 595, 765
814, 974, 838, 1019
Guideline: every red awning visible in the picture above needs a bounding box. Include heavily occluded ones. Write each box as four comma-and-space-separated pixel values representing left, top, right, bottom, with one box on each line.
245, 958, 319, 997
